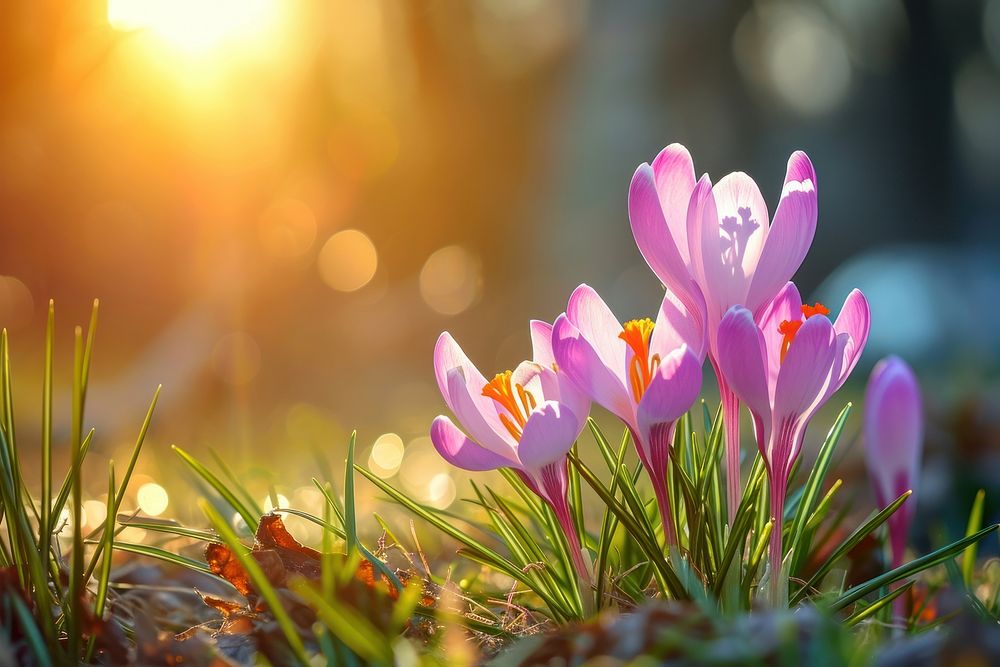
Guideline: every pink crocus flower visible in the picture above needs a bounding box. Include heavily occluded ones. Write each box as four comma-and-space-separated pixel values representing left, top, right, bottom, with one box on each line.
716, 282, 870, 603
551, 284, 704, 547
430, 322, 592, 581
629, 144, 818, 518
863, 356, 923, 572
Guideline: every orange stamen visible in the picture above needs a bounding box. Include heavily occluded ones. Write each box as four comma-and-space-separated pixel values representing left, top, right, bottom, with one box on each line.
777, 302, 829, 363
482, 370, 537, 441
619, 318, 661, 402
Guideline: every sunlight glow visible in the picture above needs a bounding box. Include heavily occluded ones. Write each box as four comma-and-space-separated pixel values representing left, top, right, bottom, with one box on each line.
137, 482, 170, 516
108, 0, 279, 55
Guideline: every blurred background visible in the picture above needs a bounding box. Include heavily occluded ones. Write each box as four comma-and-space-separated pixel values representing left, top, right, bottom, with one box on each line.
0, 0, 997, 544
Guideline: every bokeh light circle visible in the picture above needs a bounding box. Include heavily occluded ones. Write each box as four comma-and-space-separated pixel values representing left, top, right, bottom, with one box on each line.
369, 432, 405, 478
318, 229, 378, 292
137, 482, 170, 516
419, 245, 482, 315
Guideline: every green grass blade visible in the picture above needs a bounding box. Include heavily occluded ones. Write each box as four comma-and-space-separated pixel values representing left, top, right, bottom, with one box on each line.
84, 386, 161, 583
788, 403, 851, 573
49, 428, 94, 533
568, 442, 585, 549
274, 508, 346, 540
39, 300, 54, 585
311, 478, 347, 530
342, 432, 403, 592
94, 463, 117, 619
85, 463, 118, 663
792, 491, 912, 605
831, 523, 999, 612
209, 448, 264, 518
200, 499, 310, 665
844, 581, 914, 627
111, 541, 214, 574
344, 431, 359, 553
68, 325, 86, 661
173, 445, 259, 532
961, 489, 986, 586
117, 516, 219, 542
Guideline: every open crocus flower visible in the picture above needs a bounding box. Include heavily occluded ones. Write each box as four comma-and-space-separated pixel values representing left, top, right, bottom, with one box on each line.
864, 356, 923, 572
629, 144, 818, 518
551, 284, 704, 546
430, 323, 592, 581
716, 282, 869, 603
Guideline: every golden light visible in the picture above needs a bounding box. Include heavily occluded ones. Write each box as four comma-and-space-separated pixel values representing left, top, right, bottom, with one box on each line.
419, 246, 483, 315
108, 0, 280, 56
318, 230, 378, 292
262, 493, 290, 512
137, 482, 169, 516
368, 433, 405, 478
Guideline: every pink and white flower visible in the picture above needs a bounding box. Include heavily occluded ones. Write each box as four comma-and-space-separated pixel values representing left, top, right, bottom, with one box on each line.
430, 323, 591, 580
864, 356, 923, 570
629, 145, 818, 517
551, 284, 704, 546
716, 282, 870, 601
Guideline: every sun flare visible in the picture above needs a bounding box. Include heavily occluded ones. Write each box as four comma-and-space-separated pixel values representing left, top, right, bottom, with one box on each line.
107, 0, 279, 55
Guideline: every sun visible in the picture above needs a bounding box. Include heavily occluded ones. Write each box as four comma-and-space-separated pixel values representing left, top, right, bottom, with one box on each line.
107, 0, 279, 55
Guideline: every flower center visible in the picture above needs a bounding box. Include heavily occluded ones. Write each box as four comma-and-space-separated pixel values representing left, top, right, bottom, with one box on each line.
482, 370, 537, 441
778, 302, 830, 363
619, 318, 661, 402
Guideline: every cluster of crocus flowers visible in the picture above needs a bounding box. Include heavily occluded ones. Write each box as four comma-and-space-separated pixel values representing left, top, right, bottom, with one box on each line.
717, 282, 869, 602
428, 142, 877, 606
430, 324, 592, 582
629, 145, 818, 518
863, 356, 923, 619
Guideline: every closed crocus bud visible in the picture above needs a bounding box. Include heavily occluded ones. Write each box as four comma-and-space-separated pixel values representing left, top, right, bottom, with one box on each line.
863, 356, 923, 570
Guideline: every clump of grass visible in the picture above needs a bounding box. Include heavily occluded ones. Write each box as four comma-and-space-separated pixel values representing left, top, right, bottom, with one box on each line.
0, 301, 160, 664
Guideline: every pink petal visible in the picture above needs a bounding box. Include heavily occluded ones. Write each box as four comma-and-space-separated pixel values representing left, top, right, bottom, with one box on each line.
529, 320, 555, 367
435, 333, 517, 454
433, 332, 487, 410
430, 416, 517, 471
651, 143, 697, 265
636, 346, 703, 448
446, 367, 519, 457
685, 174, 714, 293
564, 284, 627, 382
535, 363, 591, 431
716, 306, 772, 432
552, 314, 634, 424
650, 287, 707, 362
516, 401, 583, 470
629, 165, 698, 304
829, 289, 871, 394
755, 281, 803, 398
864, 356, 923, 512
744, 152, 817, 313
772, 315, 837, 433
707, 172, 770, 300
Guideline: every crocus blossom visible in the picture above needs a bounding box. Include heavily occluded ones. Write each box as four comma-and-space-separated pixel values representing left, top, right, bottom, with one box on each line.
430, 323, 592, 580
629, 144, 818, 517
551, 284, 704, 546
864, 356, 923, 571
716, 282, 869, 602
